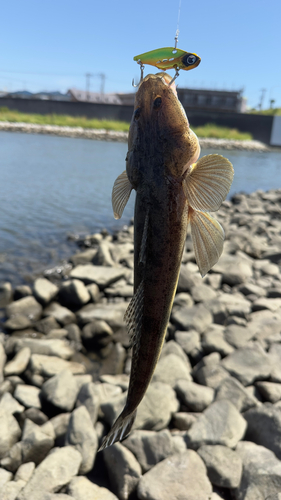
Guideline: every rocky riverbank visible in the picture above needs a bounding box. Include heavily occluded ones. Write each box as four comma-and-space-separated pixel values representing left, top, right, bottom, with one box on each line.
1, 188, 281, 499
0, 121, 269, 151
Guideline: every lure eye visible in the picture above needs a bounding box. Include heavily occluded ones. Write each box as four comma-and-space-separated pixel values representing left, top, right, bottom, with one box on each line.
182, 54, 198, 67
153, 96, 162, 109
134, 108, 141, 121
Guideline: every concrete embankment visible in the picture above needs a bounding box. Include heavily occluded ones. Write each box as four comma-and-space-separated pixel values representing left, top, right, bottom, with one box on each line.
0, 120, 269, 151
1, 188, 281, 498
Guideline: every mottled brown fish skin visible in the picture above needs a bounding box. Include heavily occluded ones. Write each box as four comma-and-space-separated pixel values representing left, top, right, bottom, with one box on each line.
98, 73, 200, 450
125, 74, 199, 411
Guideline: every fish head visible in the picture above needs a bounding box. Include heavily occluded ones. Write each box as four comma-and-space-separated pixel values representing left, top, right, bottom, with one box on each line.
127, 72, 200, 184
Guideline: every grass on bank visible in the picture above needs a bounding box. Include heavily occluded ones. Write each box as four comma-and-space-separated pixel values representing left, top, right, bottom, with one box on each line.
249, 108, 281, 115
0, 107, 252, 140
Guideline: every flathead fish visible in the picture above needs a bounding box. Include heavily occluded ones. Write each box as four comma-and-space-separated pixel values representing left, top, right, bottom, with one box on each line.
99, 73, 234, 450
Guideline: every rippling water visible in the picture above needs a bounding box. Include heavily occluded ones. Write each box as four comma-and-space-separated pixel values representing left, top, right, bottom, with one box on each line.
1, 131, 281, 284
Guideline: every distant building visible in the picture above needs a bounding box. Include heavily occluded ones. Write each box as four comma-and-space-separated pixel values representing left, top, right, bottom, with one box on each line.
68, 88, 122, 105
177, 88, 247, 113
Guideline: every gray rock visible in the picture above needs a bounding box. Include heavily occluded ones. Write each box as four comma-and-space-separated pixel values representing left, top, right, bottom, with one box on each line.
70, 264, 125, 288
0, 441, 22, 472
256, 381, 281, 403
212, 254, 253, 285
46, 328, 68, 339
16, 446, 82, 500
0, 409, 21, 459
14, 384, 41, 409
0, 343, 7, 384
123, 429, 174, 472
86, 283, 100, 302
234, 441, 281, 500
14, 285, 32, 300
201, 330, 234, 357
0, 282, 13, 307
215, 377, 259, 412
4, 347, 31, 376
172, 292, 194, 311
186, 400, 247, 449
49, 413, 71, 439
203, 298, 227, 324
152, 353, 192, 388
43, 302, 76, 326
0, 479, 26, 499
224, 324, 255, 348
239, 282, 267, 297
160, 340, 191, 365
222, 343, 272, 385
4, 315, 33, 331
101, 382, 179, 432
102, 443, 141, 500
137, 450, 212, 500
33, 278, 58, 305
198, 444, 242, 488
76, 301, 127, 328
99, 342, 126, 376
35, 316, 60, 335
252, 297, 281, 312
70, 248, 98, 266
0, 466, 13, 488
175, 380, 214, 412
216, 293, 251, 317
41, 370, 79, 411
65, 406, 98, 474
67, 476, 118, 500
82, 319, 113, 347
14, 338, 74, 359
174, 330, 200, 354
20, 419, 54, 465
177, 263, 202, 293
93, 240, 116, 267
0, 392, 25, 415
15, 462, 35, 482
190, 284, 217, 302
59, 279, 90, 307
30, 354, 86, 377
172, 303, 213, 333
244, 405, 281, 459
195, 364, 230, 389
100, 374, 129, 391
75, 382, 100, 425
92, 382, 122, 405
6, 296, 42, 321
172, 412, 198, 431
23, 407, 48, 425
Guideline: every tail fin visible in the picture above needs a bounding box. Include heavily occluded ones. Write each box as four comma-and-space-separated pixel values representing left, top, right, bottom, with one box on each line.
98, 409, 137, 451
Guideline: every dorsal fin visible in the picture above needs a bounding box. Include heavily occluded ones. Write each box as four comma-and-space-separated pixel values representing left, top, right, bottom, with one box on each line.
183, 154, 234, 212
189, 208, 225, 277
124, 280, 144, 348
112, 170, 133, 220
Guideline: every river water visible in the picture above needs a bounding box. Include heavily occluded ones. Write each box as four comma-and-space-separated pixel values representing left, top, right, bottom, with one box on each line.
1, 131, 281, 284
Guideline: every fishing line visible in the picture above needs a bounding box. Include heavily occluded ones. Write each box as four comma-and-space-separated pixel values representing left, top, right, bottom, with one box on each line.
174, 0, 182, 49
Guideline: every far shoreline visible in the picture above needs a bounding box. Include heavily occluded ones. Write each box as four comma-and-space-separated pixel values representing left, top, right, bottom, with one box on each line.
0, 121, 270, 151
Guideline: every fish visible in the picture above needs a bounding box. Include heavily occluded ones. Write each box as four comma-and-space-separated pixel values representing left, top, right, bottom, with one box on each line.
98, 72, 234, 450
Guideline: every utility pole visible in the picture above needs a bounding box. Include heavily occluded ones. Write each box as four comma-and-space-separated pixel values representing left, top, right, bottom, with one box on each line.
99, 73, 105, 96
259, 88, 266, 111
85, 73, 93, 100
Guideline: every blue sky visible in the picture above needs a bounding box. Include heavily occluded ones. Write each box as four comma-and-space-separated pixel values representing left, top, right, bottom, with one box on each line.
1, 0, 280, 109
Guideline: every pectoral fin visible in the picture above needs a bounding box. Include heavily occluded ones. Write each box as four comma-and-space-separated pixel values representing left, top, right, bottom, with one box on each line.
189, 208, 224, 277
183, 154, 234, 212
112, 170, 132, 219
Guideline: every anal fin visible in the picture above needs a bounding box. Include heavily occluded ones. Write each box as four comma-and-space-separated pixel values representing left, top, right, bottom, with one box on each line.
112, 170, 132, 220
124, 280, 144, 348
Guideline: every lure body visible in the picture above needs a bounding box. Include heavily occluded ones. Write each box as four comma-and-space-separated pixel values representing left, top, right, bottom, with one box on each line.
134, 47, 201, 71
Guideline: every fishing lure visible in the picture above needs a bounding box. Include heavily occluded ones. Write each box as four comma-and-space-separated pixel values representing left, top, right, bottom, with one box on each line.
134, 47, 201, 72
133, 47, 201, 87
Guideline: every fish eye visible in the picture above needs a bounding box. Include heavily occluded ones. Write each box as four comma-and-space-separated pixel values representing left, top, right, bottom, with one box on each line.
134, 108, 141, 121
153, 96, 162, 109
182, 54, 197, 67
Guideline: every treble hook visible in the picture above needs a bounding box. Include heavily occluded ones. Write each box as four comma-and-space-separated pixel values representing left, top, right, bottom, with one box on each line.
132, 61, 145, 88
169, 67, 180, 86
